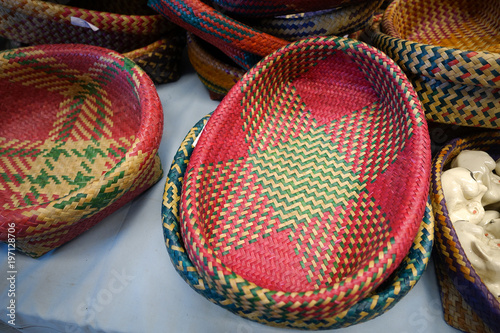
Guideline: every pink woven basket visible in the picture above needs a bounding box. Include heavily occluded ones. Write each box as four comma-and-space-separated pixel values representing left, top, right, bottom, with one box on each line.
180, 36, 431, 322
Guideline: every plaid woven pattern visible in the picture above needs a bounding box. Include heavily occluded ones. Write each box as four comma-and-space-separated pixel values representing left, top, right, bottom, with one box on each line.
179, 36, 430, 321
162, 114, 434, 329
254, 0, 383, 41
0, 44, 163, 257
364, 0, 500, 129
431, 132, 500, 332
187, 33, 245, 100
0, 0, 184, 83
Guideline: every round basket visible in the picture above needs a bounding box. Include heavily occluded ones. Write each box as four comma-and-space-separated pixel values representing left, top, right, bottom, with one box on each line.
0, 0, 186, 83
162, 114, 434, 329
364, 0, 500, 129
209, 0, 367, 18
252, 0, 383, 41
187, 33, 245, 101
148, 0, 382, 70
430, 132, 500, 332
0, 44, 164, 258
177, 36, 431, 322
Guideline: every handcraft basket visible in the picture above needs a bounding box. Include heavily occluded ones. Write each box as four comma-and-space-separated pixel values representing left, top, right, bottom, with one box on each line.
364, 0, 500, 129
0, 44, 164, 258
162, 114, 435, 329
187, 33, 245, 101
0, 0, 185, 83
431, 132, 500, 332
148, 0, 383, 70
176, 36, 431, 324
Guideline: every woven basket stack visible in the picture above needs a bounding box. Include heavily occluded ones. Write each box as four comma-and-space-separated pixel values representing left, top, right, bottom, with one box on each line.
162, 36, 434, 329
148, 0, 384, 99
0, 0, 186, 84
361, 0, 500, 331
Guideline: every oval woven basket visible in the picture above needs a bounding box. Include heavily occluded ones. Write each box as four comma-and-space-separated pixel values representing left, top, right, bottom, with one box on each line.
148, 0, 382, 70
178, 36, 431, 322
431, 132, 500, 332
364, 0, 500, 129
0, 0, 185, 83
0, 44, 164, 258
187, 33, 245, 101
252, 0, 383, 41
162, 114, 435, 329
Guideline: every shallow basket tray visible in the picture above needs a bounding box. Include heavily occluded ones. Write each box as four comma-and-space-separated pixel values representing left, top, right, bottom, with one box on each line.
0, 0, 186, 83
162, 114, 435, 329
148, 0, 382, 70
187, 32, 245, 101
177, 36, 431, 322
364, 0, 500, 129
430, 132, 500, 331
0, 44, 164, 258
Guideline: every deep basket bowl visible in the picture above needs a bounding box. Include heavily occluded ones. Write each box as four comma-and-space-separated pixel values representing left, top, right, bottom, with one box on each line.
0, 44, 164, 257
178, 36, 431, 322
365, 0, 500, 129
163, 113, 434, 329
431, 132, 500, 332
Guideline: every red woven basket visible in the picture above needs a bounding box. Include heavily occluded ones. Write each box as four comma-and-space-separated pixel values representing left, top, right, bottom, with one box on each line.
0, 44, 164, 258
180, 36, 431, 321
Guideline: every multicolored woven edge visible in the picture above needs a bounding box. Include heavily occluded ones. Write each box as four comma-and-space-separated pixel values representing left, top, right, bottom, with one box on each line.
430, 131, 500, 331
187, 33, 245, 100
0, 44, 164, 257
253, 0, 384, 40
364, 18, 500, 129
162, 114, 434, 329
0, 0, 185, 84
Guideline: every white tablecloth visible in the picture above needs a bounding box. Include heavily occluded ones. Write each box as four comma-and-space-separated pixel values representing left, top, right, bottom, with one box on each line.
0, 62, 460, 333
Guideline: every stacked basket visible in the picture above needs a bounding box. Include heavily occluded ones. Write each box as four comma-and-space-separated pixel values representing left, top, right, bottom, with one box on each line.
148, 0, 384, 99
0, 44, 164, 257
161, 36, 434, 329
0, 0, 186, 84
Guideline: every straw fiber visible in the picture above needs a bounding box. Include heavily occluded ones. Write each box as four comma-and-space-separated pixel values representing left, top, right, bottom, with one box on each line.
0, 44, 164, 257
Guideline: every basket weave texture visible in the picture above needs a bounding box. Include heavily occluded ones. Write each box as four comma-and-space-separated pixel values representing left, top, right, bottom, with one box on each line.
364, 0, 500, 129
0, 0, 185, 83
431, 132, 500, 332
162, 113, 434, 329
175, 36, 430, 324
0, 44, 164, 258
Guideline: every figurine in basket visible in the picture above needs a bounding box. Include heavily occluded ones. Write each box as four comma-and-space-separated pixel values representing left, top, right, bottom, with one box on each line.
442, 150, 500, 298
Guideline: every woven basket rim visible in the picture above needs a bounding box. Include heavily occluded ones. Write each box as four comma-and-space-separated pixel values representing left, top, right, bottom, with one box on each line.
431, 131, 500, 330
180, 36, 431, 314
162, 114, 435, 329
0, 43, 163, 225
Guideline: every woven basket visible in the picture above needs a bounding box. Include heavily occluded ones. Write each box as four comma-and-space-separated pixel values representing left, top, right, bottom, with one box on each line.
364, 0, 500, 129
431, 132, 500, 332
209, 0, 367, 17
0, 0, 185, 84
253, 0, 383, 41
177, 36, 431, 323
0, 44, 164, 258
163, 114, 434, 329
187, 33, 245, 101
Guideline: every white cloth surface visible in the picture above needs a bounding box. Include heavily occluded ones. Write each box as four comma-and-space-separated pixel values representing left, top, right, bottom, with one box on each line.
0, 64, 459, 333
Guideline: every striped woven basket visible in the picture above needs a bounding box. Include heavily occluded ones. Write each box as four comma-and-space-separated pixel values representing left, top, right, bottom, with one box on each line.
187, 33, 245, 101
0, 0, 186, 84
253, 0, 383, 41
148, 0, 382, 70
176, 36, 431, 323
0, 44, 164, 258
431, 132, 500, 332
162, 114, 435, 329
364, 0, 500, 129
